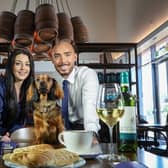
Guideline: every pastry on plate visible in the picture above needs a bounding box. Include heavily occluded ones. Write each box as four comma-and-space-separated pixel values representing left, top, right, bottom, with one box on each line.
3, 144, 80, 168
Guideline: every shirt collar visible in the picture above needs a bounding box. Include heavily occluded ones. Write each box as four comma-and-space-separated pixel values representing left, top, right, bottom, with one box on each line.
66, 67, 75, 84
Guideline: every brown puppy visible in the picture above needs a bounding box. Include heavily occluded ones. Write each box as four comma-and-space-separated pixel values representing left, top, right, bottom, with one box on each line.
32, 74, 64, 144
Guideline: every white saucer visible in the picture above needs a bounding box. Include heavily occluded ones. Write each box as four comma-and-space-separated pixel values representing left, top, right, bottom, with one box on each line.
66, 144, 102, 158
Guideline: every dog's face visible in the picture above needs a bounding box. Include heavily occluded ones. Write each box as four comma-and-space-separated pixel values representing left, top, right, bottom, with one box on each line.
32, 74, 63, 101
35, 74, 54, 96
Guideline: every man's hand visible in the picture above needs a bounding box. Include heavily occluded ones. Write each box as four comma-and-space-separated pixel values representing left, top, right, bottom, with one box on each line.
92, 132, 99, 145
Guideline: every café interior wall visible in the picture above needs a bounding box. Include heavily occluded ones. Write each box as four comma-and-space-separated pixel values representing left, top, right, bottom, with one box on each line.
115, 0, 168, 43
0, 0, 168, 72
34, 0, 116, 73
0, 0, 116, 73
0, 0, 116, 43
0, 0, 168, 43
34, 0, 168, 74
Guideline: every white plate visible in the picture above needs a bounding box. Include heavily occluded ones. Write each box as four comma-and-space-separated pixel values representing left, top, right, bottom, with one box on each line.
4, 157, 86, 168
66, 144, 103, 158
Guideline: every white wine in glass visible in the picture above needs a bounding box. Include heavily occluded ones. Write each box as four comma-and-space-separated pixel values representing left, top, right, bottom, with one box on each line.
96, 83, 125, 162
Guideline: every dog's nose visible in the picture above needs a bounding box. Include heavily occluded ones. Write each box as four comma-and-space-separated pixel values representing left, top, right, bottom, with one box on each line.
39, 81, 48, 94
40, 81, 46, 87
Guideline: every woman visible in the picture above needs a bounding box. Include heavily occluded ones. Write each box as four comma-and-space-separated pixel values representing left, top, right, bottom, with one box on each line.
0, 48, 35, 142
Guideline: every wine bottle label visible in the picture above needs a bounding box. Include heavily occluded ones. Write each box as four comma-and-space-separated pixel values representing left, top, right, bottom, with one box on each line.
120, 106, 136, 134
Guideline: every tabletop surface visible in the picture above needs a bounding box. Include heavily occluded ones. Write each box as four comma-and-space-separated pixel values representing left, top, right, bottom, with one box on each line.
0, 143, 168, 168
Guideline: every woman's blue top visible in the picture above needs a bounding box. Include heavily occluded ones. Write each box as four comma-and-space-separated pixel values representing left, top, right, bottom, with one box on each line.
0, 76, 33, 135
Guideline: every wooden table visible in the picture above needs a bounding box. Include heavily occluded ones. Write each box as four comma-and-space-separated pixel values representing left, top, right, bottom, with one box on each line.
82, 147, 168, 168
1, 143, 168, 168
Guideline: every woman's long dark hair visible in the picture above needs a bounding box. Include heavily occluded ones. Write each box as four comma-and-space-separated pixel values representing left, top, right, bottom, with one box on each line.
4, 48, 35, 129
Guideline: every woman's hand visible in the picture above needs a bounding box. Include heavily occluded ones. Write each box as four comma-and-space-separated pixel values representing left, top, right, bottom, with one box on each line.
1, 132, 11, 142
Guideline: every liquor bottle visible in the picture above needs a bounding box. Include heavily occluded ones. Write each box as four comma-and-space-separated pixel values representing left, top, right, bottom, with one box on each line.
119, 71, 137, 152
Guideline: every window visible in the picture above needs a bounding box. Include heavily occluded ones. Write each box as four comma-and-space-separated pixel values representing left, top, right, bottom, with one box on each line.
157, 62, 168, 124
138, 36, 168, 124
139, 49, 154, 123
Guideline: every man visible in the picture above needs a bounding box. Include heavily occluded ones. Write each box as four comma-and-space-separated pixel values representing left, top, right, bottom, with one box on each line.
50, 39, 100, 136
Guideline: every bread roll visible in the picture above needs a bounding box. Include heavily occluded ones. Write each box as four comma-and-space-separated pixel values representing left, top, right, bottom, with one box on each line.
9, 151, 29, 165
23, 150, 55, 167
13, 143, 53, 153
3, 145, 80, 167
53, 148, 80, 166
2, 153, 11, 161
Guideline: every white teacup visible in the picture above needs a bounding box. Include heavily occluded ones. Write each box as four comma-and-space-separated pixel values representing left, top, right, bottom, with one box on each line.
58, 130, 93, 153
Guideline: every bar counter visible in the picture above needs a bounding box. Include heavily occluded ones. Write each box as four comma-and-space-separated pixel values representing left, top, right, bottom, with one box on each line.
0, 143, 168, 168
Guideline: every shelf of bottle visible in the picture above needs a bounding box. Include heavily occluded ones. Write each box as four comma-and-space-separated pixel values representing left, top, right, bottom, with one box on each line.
77, 42, 137, 52
78, 63, 135, 69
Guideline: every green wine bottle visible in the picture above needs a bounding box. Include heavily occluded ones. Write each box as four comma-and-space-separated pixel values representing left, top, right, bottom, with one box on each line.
119, 71, 137, 152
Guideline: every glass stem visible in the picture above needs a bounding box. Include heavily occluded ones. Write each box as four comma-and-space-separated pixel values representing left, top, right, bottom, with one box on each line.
108, 126, 114, 155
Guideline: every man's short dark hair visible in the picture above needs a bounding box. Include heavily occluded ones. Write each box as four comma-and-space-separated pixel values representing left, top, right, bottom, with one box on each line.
52, 38, 78, 53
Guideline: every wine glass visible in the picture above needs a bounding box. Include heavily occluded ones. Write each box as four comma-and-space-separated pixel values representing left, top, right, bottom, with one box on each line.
96, 83, 125, 162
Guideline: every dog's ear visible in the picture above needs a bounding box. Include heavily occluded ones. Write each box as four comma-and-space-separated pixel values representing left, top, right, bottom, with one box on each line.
55, 82, 64, 99
27, 84, 34, 101
48, 79, 64, 100
27, 84, 39, 102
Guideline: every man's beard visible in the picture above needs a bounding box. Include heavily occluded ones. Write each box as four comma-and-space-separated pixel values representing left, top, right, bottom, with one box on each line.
56, 65, 73, 78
